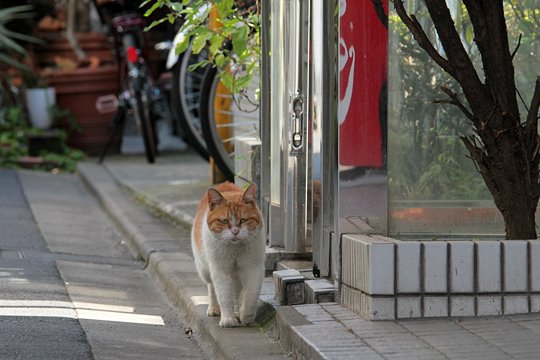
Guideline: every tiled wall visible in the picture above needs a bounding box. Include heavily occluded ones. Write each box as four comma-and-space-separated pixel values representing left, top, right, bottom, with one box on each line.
341, 234, 540, 320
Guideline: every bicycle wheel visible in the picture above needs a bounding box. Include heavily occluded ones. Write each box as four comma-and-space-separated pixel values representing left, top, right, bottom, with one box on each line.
171, 45, 209, 160
200, 66, 260, 181
122, 32, 157, 163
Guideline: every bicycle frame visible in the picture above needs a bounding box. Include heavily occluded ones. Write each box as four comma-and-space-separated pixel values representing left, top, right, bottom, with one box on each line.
92, 0, 158, 163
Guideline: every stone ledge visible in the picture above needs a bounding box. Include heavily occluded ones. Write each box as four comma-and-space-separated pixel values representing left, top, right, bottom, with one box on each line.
342, 234, 540, 319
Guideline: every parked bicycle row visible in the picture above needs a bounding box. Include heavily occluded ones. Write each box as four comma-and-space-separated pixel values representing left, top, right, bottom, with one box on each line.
94, 0, 260, 182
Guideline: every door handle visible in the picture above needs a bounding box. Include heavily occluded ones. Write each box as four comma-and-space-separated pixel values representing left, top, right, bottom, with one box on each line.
291, 95, 304, 153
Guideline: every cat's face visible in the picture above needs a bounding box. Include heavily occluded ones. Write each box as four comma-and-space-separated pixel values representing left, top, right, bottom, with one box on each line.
206, 184, 261, 243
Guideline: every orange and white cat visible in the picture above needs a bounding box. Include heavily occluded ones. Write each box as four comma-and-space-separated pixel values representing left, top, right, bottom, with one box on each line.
192, 182, 265, 327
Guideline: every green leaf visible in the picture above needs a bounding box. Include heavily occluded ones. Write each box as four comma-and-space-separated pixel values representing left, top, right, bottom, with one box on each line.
217, 0, 234, 18
144, 18, 168, 31
0, 29, 26, 54
139, 0, 154, 8
174, 34, 190, 55
144, 2, 161, 17
234, 73, 253, 91
220, 71, 235, 92
0, 52, 27, 70
169, 2, 183, 12
187, 60, 210, 72
0, 5, 33, 18
209, 34, 224, 55
215, 53, 226, 68
192, 29, 212, 54
232, 26, 248, 57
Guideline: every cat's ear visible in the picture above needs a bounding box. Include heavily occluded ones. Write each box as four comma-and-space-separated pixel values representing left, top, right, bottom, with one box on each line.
242, 183, 257, 205
207, 188, 225, 210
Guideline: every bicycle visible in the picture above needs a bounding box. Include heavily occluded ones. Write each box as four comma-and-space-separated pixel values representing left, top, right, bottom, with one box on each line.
168, 43, 209, 161
199, 66, 260, 181
94, 0, 168, 164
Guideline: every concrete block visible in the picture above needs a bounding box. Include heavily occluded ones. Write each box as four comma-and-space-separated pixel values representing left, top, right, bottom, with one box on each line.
530, 240, 540, 291
361, 293, 395, 321
504, 295, 529, 315
476, 241, 501, 293
450, 296, 475, 317
397, 296, 422, 319
531, 295, 540, 312
341, 285, 395, 320
342, 234, 394, 295
503, 241, 528, 292
341, 284, 362, 317
449, 241, 474, 293
396, 241, 421, 293
423, 242, 448, 293
273, 269, 305, 305
304, 279, 337, 304
423, 296, 448, 318
477, 296, 502, 316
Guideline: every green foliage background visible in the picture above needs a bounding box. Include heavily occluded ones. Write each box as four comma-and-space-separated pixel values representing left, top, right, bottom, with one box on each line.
388, 0, 540, 201
143, 0, 260, 93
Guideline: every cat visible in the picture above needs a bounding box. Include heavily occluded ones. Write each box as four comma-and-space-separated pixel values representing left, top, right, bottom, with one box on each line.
191, 181, 265, 327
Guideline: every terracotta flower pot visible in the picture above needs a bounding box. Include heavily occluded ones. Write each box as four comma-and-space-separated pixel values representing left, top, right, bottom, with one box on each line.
33, 32, 115, 68
44, 65, 121, 155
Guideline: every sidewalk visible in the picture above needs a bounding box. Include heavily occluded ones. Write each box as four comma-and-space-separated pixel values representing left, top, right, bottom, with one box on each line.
79, 152, 540, 360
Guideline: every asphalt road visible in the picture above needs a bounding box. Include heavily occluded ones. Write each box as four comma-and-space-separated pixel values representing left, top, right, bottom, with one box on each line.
0, 168, 207, 359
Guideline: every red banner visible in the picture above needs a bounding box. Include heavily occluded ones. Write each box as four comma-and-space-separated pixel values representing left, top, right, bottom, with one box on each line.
339, 0, 388, 167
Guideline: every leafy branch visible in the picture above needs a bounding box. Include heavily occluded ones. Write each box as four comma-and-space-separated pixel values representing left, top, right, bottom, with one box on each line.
142, 0, 260, 94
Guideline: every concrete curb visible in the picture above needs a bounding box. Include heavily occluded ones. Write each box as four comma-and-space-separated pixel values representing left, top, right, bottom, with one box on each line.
77, 162, 286, 360
119, 181, 195, 229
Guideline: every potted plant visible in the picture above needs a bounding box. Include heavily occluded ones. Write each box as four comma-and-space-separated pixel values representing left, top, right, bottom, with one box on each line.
31, 0, 121, 155
22, 71, 56, 130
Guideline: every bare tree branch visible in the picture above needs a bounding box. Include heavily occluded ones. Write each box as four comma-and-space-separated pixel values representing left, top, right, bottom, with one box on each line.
463, 0, 519, 121
424, 1, 489, 113
371, 0, 388, 29
390, 0, 456, 78
526, 77, 540, 143
433, 86, 475, 121
510, 33, 522, 60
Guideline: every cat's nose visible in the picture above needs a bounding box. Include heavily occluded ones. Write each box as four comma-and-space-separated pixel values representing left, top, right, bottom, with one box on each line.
230, 226, 240, 235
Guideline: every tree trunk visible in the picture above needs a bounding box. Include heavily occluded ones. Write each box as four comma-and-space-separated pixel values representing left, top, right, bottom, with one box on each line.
392, 0, 540, 239
476, 132, 538, 239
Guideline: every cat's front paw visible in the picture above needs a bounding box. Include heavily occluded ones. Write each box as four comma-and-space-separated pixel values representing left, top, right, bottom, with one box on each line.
219, 316, 241, 328
207, 306, 221, 317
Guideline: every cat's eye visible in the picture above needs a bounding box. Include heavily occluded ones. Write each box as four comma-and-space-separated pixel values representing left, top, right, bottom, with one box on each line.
239, 218, 247, 224
220, 219, 229, 224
